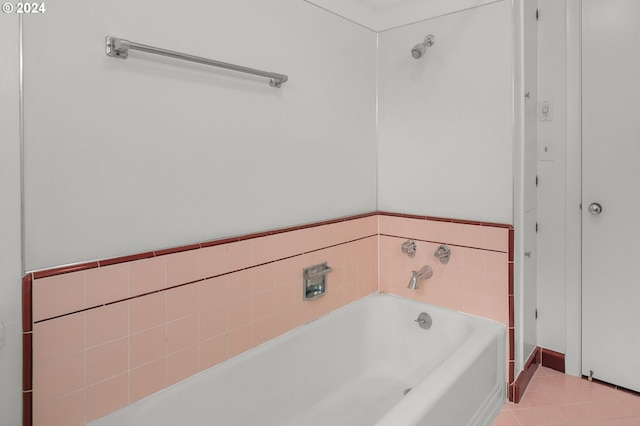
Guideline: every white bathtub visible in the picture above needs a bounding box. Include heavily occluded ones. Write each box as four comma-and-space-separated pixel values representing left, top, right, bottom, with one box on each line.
91, 293, 506, 426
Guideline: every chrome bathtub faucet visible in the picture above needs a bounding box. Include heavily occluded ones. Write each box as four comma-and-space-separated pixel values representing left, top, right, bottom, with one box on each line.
407, 265, 433, 290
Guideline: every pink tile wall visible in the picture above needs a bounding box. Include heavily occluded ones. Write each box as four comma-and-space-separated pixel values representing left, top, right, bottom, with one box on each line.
27, 212, 513, 425
378, 215, 509, 318
30, 215, 378, 425
378, 214, 512, 377
379, 235, 509, 324
31, 215, 379, 323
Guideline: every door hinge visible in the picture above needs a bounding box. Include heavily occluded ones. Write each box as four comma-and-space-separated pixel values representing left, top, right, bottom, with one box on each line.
536, 9, 539, 21
535, 309, 538, 319
536, 175, 539, 187
536, 222, 538, 233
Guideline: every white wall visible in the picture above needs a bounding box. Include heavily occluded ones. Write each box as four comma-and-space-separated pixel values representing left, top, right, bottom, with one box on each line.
536, 0, 568, 354
377, 0, 513, 224
23, 0, 378, 271
0, 14, 24, 426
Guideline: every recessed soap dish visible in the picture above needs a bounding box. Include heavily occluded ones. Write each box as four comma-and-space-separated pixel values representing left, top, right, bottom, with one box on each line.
303, 262, 333, 301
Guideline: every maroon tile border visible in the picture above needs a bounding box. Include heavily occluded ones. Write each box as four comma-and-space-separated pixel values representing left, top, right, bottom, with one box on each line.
508, 295, 515, 327
508, 262, 514, 295
28, 212, 380, 279
200, 236, 240, 248
509, 328, 515, 360
32, 261, 99, 280
509, 346, 541, 403
480, 220, 514, 229
22, 274, 34, 426
377, 211, 513, 229
508, 229, 515, 261
540, 347, 565, 373
23, 391, 32, 426
98, 251, 155, 267
154, 243, 201, 257
22, 274, 32, 333
28, 211, 513, 280
22, 333, 32, 391
507, 228, 515, 392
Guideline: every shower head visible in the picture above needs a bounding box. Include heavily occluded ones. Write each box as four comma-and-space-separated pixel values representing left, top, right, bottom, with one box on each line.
411, 34, 435, 59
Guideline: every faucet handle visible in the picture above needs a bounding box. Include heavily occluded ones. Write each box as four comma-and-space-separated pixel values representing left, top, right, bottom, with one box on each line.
401, 240, 417, 258
434, 245, 451, 264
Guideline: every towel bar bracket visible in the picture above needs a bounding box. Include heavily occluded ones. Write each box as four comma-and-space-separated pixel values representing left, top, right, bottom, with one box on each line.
106, 36, 129, 59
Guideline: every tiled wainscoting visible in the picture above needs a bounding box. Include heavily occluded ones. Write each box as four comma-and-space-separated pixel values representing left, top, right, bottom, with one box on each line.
23, 214, 378, 426
377, 212, 514, 384
22, 212, 514, 426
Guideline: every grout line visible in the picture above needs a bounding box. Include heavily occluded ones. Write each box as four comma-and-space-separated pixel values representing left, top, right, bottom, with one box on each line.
378, 233, 509, 253
33, 235, 379, 324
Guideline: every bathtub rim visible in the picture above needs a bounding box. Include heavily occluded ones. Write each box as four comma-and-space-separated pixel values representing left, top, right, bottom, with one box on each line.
89, 292, 507, 426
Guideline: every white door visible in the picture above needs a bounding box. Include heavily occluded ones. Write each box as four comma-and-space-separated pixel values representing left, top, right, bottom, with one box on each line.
582, 0, 640, 392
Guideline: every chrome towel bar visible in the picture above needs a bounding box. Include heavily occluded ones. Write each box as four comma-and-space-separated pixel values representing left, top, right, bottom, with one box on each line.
105, 36, 289, 88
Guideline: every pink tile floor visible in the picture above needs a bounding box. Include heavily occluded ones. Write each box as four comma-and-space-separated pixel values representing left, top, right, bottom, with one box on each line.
495, 366, 640, 425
